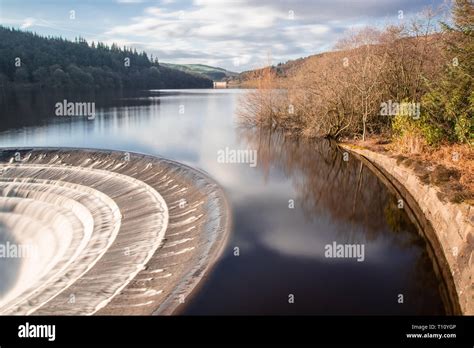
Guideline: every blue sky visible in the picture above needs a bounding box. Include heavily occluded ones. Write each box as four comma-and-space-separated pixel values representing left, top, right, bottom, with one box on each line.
0, 0, 446, 71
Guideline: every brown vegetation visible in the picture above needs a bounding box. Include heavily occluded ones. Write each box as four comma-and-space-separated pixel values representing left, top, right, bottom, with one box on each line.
239, 1, 473, 203
347, 135, 474, 204
239, 8, 445, 140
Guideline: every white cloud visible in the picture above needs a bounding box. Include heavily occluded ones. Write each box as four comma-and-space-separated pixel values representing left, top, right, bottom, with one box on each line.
104, 0, 333, 70
102, 0, 443, 71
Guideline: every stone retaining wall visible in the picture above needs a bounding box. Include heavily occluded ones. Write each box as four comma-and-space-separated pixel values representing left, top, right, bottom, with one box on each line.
340, 144, 473, 315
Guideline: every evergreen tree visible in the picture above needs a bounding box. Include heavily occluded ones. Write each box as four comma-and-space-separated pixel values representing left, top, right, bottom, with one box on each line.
0, 26, 212, 91
422, 0, 473, 144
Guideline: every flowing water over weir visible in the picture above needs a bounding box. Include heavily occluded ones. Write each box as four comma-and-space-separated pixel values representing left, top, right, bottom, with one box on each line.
0, 148, 230, 315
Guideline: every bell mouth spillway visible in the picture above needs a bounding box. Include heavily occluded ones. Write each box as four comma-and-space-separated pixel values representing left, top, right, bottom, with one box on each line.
0, 148, 230, 315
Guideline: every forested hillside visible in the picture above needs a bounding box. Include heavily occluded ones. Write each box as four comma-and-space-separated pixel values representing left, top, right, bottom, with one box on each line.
0, 27, 212, 90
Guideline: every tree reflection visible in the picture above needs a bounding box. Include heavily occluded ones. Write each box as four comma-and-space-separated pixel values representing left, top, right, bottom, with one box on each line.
237, 125, 456, 314
239, 127, 411, 240
0, 90, 158, 132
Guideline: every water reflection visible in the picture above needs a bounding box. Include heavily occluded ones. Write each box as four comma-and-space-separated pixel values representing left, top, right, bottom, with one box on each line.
0, 90, 158, 132
0, 89, 448, 314
238, 128, 421, 243
184, 125, 447, 314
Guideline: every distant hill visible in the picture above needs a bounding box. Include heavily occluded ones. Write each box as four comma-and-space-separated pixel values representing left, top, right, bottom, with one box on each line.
162, 63, 238, 82
227, 54, 320, 87
0, 26, 212, 91
229, 34, 443, 87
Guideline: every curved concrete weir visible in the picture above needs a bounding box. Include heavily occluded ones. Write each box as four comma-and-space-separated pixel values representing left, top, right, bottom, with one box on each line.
0, 148, 231, 315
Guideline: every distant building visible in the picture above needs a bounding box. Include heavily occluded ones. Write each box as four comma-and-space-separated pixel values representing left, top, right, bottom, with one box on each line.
213, 81, 227, 89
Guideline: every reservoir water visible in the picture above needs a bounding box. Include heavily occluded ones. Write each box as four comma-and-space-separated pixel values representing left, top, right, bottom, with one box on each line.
0, 89, 449, 314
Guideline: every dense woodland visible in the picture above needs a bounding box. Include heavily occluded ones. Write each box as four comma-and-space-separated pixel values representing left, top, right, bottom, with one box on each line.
0, 26, 212, 91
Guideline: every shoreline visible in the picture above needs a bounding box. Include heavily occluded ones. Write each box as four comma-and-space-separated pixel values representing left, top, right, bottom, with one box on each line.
340, 143, 473, 315
0, 147, 231, 315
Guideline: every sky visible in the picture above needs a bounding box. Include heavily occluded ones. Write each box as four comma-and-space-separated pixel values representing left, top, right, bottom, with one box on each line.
0, 0, 446, 72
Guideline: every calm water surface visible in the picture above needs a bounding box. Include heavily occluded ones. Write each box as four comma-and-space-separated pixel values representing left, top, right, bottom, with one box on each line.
0, 89, 448, 314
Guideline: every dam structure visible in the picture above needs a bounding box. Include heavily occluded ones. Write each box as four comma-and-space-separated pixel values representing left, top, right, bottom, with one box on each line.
0, 148, 230, 315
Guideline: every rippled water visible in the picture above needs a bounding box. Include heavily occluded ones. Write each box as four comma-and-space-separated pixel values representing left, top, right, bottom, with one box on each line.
0, 89, 449, 314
